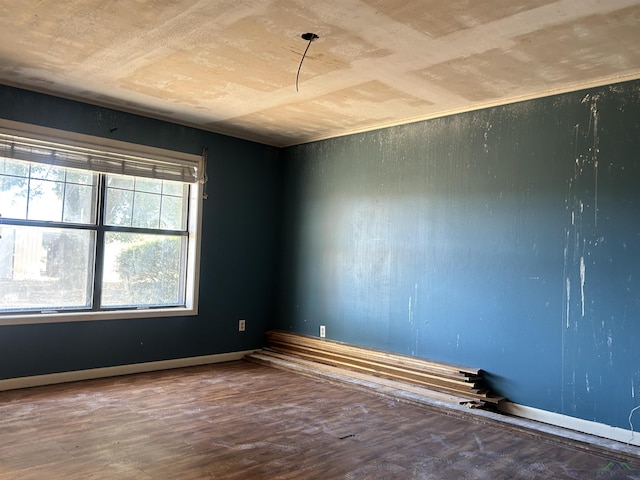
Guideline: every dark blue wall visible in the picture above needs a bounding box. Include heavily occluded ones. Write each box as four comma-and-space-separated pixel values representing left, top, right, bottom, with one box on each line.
0, 85, 280, 377
277, 80, 640, 430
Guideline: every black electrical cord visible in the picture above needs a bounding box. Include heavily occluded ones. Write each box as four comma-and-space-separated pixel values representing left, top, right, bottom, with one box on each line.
296, 33, 319, 92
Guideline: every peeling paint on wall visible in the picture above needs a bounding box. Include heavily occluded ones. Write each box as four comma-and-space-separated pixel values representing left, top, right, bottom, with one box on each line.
580, 256, 586, 317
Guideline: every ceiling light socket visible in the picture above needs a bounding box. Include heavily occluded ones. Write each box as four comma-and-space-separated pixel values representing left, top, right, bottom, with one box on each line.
301, 32, 319, 41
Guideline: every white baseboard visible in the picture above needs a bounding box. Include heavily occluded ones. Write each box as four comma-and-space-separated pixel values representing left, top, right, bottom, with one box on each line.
0, 350, 256, 392
499, 401, 640, 448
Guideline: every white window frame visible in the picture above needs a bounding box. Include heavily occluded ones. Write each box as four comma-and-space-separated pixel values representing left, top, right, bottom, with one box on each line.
0, 119, 203, 326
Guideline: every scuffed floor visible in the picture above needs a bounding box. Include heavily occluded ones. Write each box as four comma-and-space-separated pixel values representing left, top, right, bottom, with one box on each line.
0, 361, 636, 479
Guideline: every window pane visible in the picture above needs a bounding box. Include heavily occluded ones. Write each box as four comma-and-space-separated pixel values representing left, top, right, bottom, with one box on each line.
160, 195, 187, 230
0, 226, 95, 311
30, 164, 65, 181
66, 170, 94, 185
162, 181, 186, 197
28, 179, 64, 221
132, 191, 161, 228
0, 176, 28, 219
107, 175, 134, 190
135, 177, 162, 194
63, 183, 97, 224
101, 232, 186, 308
105, 187, 133, 226
0, 158, 29, 176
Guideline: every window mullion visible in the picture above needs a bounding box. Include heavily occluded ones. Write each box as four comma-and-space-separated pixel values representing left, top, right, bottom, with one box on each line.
61, 170, 67, 222
92, 174, 107, 311
25, 164, 32, 219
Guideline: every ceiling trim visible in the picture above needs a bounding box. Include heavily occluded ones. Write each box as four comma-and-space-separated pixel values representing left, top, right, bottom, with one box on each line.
3, 70, 639, 150
282, 71, 640, 148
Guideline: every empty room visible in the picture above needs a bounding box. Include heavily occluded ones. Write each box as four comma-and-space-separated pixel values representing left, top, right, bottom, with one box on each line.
1, 1, 640, 478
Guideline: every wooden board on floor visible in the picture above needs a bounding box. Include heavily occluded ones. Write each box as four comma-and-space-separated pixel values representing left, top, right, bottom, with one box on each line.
253, 330, 505, 408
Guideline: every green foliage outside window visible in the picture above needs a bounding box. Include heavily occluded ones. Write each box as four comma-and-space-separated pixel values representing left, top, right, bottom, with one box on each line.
115, 237, 182, 306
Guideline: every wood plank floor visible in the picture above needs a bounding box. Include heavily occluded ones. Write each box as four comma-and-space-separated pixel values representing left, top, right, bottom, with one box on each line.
0, 360, 636, 479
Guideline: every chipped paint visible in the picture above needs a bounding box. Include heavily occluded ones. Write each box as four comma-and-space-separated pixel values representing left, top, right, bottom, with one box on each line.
589, 95, 600, 227
565, 277, 571, 328
580, 256, 586, 317
586, 373, 591, 394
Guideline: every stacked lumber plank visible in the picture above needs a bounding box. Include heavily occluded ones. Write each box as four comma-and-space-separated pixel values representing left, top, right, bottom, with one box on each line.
246, 330, 504, 409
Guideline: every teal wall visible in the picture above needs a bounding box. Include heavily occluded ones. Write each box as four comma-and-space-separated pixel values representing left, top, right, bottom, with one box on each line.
277, 80, 640, 430
0, 85, 280, 377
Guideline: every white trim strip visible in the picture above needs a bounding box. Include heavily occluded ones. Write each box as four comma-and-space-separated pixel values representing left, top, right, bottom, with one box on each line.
499, 401, 640, 448
0, 350, 256, 391
282, 72, 640, 148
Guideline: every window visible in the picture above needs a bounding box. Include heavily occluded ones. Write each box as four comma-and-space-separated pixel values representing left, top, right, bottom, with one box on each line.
0, 121, 203, 325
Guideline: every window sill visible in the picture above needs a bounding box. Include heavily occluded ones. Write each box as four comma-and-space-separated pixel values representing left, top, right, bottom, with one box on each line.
0, 306, 198, 326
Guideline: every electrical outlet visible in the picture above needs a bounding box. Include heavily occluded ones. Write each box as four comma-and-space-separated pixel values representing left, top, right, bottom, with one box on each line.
238, 319, 246, 332
319, 325, 326, 338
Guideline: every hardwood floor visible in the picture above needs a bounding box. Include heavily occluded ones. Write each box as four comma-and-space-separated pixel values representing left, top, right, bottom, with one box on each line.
0, 361, 636, 479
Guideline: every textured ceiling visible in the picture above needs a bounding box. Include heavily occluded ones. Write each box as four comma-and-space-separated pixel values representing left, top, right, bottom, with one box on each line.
1, 0, 640, 147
